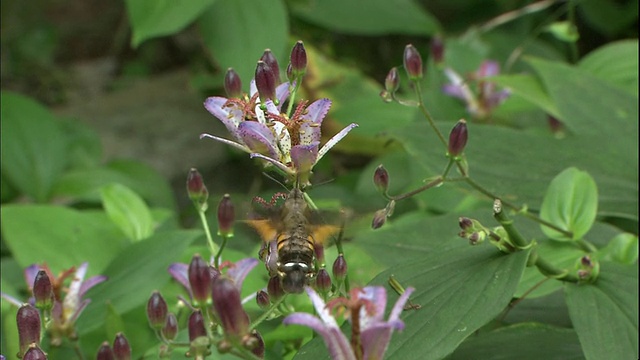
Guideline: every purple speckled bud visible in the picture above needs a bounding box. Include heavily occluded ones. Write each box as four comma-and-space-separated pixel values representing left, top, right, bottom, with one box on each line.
17, 304, 41, 358
211, 277, 250, 340
290, 41, 307, 76
146, 291, 168, 329
112, 333, 131, 360
403, 44, 423, 80
315, 268, 332, 294
430, 35, 444, 64
224, 68, 242, 98
260, 49, 280, 83
256, 290, 270, 309
188, 310, 207, 341
267, 275, 284, 301
33, 270, 53, 310
371, 209, 387, 229
162, 313, 179, 341
188, 254, 212, 306
255, 61, 277, 102
217, 194, 235, 238
448, 119, 468, 157
96, 341, 115, 360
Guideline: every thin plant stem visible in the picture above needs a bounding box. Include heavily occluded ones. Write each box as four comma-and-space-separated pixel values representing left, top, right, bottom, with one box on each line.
250, 295, 287, 330
413, 80, 448, 148
198, 210, 219, 258
214, 236, 229, 268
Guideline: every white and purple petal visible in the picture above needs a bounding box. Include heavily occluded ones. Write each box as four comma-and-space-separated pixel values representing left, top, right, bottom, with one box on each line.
478, 60, 500, 78
283, 313, 356, 360
299, 98, 331, 144
272, 121, 292, 163
204, 97, 244, 142
275, 82, 292, 109
291, 143, 319, 174
226, 258, 259, 290
168, 263, 192, 298
200, 133, 252, 154
357, 286, 387, 327
78, 275, 108, 299
388, 287, 415, 323
238, 121, 279, 160
316, 123, 358, 164
360, 323, 396, 360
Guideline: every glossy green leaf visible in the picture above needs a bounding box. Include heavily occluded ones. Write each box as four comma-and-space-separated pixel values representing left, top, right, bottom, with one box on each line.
598, 233, 639, 265
1, 91, 68, 202
539, 168, 598, 241
290, 0, 439, 35
564, 262, 639, 360
199, 0, 288, 84
0, 204, 127, 274
125, 0, 216, 47
450, 323, 584, 359
101, 183, 155, 242
579, 40, 638, 96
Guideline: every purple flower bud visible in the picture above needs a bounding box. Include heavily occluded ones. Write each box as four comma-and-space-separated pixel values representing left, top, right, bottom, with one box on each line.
247, 330, 265, 358
371, 209, 387, 229
267, 275, 284, 301
217, 194, 235, 238
547, 115, 564, 135
17, 304, 41, 357
211, 277, 250, 340
96, 341, 115, 360
448, 119, 468, 157
33, 270, 53, 310
146, 291, 168, 329
373, 165, 390, 194
186, 168, 209, 210
459, 217, 473, 231
403, 44, 423, 80
315, 268, 332, 294
332, 254, 347, 282
188, 254, 212, 306
286, 62, 294, 81
256, 290, 270, 309
290, 41, 307, 76
260, 49, 280, 83
112, 333, 131, 360
469, 232, 480, 245
255, 60, 277, 102
430, 35, 444, 64
581, 255, 593, 268
162, 313, 179, 341
224, 68, 242, 98
22, 346, 47, 360
384, 67, 400, 94
188, 310, 207, 341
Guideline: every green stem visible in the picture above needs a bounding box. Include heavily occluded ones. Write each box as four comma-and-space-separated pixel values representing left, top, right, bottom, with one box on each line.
413, 80, 448, 148
388, 176, 443, 201
250, 295, 287, 330
286, 79, 302, 117
534, 252, 578, 282
214, 236, 230, 268
198, 210, 219, 257
72, 339, 86, 360
566, 0, 579, 63
493, 200, 529, 249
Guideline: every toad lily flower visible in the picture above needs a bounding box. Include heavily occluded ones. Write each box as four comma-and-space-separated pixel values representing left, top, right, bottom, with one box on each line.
283, 286, 415, 360
442, 60, 510, 120
202, 74, 357, 186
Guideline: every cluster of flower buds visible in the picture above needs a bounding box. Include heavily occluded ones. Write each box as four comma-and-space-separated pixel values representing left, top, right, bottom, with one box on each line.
458, 217, 489, 245
372, 200, 395, 229
575, 255, 600, 283
95, 333, 131, 360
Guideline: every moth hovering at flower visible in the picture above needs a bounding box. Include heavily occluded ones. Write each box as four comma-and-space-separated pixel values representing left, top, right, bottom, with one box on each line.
246, 187, 339, 294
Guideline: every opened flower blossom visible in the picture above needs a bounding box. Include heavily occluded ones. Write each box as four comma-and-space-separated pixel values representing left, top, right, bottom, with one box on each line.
283, 286, 415, 360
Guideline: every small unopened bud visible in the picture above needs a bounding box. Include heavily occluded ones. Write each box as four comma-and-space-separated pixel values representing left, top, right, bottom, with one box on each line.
468, 232, 480, 245
580, 255, 593, 268
384, 67, 400, 94
187, 168, 209, 211
286, 62, 294, 81
255, 60, 277, 102
247, 330, 265, 358
256, 290, 270, 309
403, 44, 423, 80
211, 277, 250, 340
22, 346, 47, 360
146, 291, 168, 329
112, 333, 131, 360
430, 35, 444, 65
260, 49, 280, 83
33, 270, 53, 310
371, 209, 388, 229
332, 254, 347, 282
188, 254, 212, 306
17, 304, 41, 357
217, 194, 235, 237
315, 268, 332, 294
373, 165, 390, 194
267, 276, 284, 301
290, 41, 307, 76
448, 119, 468, 157
162, 313, 179, 341
188, 310, 207, 341
96, 342, 115, 360
547, 115, 565, 138
458, 217, 473, 231
224, 68, 242, 98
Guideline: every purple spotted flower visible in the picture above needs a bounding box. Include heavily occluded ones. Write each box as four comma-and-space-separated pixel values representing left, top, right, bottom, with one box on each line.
283, 286, 414, 360
442, 60, 510, 120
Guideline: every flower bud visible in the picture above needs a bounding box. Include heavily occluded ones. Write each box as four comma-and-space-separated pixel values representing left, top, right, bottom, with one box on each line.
96, 341, 115, 360
468, 232, 481, 245
384, 67, 400, 94
267, 276, 284, 301
188, 254, 212, 306
315, 268, 332, 295
188, 310, 207, 341
332, 254, 347, 282
260, 49, 280, 83
371, 209, 388, 229
403, 44, 423, 80
255, 60, 277, 102
580, 255, 593, 268
146, 291, 168, 329
33, 270, 53, 310
217, 194, 235, 238
112, 333, 131, 360
247, 330, 265, 358
256, 290, 270, 309
430, 35, 444, 65
458, 217, 473, 231
22, 346, 47, 360
373, 165, 390, 194
290, 41, 307, 76
17, 304, 41, 357
286, 62, 294, 81
187, 168, 209, 212
224, 68, 242, 98
162, 313, 178, 341
448, 119, 468, 157
211, 277, 250, 340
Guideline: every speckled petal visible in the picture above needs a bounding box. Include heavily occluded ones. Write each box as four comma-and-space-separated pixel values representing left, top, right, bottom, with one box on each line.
283, 313, 356, 360
200, 133, 252, 153
168, 263, 192, 299
357, 286, 387, 328
272, 121, 292, 163
204, 97, 244, 142
238, 121, 279, 160
299, 98, 331, 144
316, 123, 358, 164
291, 143, 319, 174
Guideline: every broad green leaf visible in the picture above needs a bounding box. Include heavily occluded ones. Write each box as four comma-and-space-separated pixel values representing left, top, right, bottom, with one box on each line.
491, 74, 560, 118
296, 246, 531, 360
564, 262, 639, 360
1, 91, 68, 202
1, 205, 127, 274
101, 183, 155, 241
598, 233, 639, 265
579, 40, 638, 96
76, 230, 201, 335
125, 0, 216, 47
290, 0, 439, 35
503, 291, 572, 328
578, 1, 639, 36
199, 0, 288, 84
450, 323, 584, 360
539, 168, 598, 241
105, 301, 126, 338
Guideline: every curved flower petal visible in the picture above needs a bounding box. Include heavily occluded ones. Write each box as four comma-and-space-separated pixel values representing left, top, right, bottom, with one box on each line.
478, 60, 500, 78
284, 313, 356, 360
291, 143, 319, 174
226, 258, 259, 290
238, 121, 280, 160
24, 265, 41, 289
200, 133, 252, 154
316, 123, 358, 164
250, 153, 295, 175
299, 98, 331, 144
360, 322, 396, 360
357, 286, 387, 328
78, 275, 108, 299
204, 97, 244, 142
275, 82, 292, 109
168, 263, 192, 298
388, 287, 415, 322
272, 121, 292, 163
